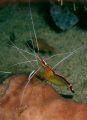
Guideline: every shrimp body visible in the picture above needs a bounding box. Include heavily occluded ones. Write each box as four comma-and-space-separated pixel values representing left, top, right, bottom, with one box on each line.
34, 55, 75, 93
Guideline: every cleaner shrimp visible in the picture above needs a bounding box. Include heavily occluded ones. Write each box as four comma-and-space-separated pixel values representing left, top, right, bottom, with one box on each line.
0, 1, 87, 103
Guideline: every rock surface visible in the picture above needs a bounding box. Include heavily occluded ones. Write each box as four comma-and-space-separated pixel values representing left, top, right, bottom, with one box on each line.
50, 4, 79, 30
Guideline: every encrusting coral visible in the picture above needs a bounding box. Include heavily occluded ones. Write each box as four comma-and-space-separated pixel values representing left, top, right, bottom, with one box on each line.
0, 73, 87, 120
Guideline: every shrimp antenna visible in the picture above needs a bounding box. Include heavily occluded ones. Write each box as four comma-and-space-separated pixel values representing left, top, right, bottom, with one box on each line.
0, 71, 11, 74
2, 31, 35, 69
21, 67, 41, 103
28, 0, 39, 68
6, 44, 35, 56
9, 60, 37, 67
27, 39, 39, 68
6, 43, 39, 68
52, 44, 86, 69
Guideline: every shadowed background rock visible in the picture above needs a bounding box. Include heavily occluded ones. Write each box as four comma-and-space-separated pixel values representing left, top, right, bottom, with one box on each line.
50, 4, 79, 30
0, 74, 87, 120
0, 0, 87, 4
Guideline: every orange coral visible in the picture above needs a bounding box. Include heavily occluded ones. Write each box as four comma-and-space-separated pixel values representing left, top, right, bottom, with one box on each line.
0, 74, 87, 120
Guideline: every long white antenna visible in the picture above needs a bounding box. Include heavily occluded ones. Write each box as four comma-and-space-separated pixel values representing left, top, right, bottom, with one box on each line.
29, 0, 39, 53
6, 44, 35, 56
21, 67, 41, 103
29, 0, 39, 68
0, 71, 11, 74
52, 44, 86, 69
10, 60, 37, 67
3, 31, 35, 69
